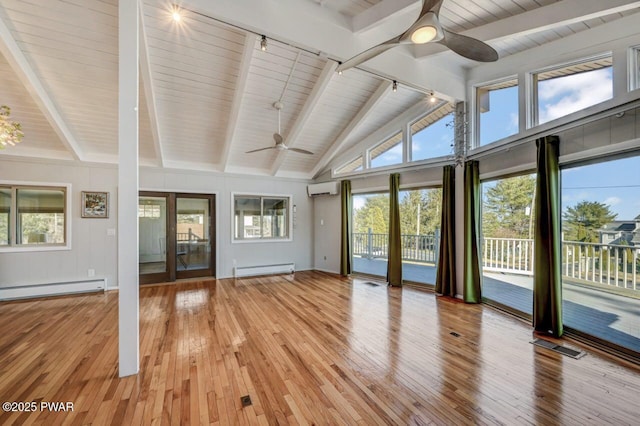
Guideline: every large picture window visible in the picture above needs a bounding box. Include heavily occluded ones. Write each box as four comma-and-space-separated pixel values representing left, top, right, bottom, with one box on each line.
233, 194, 290, 241
0, 184, 69, 250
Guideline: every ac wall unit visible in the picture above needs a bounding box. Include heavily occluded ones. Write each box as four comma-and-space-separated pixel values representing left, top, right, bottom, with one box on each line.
307, 181, 339, 197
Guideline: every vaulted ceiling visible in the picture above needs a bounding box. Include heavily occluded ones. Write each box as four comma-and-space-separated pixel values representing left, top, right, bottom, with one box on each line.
1, 0, 639, 179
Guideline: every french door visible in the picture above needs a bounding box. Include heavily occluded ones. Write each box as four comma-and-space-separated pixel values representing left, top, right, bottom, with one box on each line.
139, 192, 215, 284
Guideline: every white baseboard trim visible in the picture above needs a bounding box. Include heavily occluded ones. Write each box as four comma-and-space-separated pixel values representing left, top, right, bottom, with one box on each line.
0, 278, 107, 301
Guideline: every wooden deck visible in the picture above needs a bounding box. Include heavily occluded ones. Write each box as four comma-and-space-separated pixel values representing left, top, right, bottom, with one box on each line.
1, 271, 639, 424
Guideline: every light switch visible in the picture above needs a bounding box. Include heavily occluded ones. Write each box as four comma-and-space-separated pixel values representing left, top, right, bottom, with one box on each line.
107, 228, 116, 236
320, 219, 324, 226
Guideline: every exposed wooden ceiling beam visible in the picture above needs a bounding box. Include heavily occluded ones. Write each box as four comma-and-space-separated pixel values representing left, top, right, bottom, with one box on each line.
139, 3, 164, 167
352, 0, 419, 34
414, 0, 640, 58
222, 34, 255, 172
270, 60, 337, 176
310, 80, 391, 179
0, 12, 84, 161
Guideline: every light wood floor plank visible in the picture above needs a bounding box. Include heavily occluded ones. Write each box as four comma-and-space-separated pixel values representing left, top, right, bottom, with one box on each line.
1, 271, 639, 425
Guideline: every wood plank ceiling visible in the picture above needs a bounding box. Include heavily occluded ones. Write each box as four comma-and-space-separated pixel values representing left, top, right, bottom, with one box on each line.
0, 0, 638, 179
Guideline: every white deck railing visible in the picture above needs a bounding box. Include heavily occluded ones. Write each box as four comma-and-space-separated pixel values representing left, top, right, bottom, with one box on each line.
353, 231, 639, 292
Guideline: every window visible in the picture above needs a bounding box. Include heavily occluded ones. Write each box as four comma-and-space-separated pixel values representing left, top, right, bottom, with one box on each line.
0, 184, 69, 250
561, 155, 640, 354
233, 194, 290, 241
399, 188, 442, 285
476, 77, 519, 146
336, 156, 363, 175
369, 131, 403, 169
481, 174, 536, 316
534, 55, 612, 125
411, 103, 455, 161
352, 192, 389, 276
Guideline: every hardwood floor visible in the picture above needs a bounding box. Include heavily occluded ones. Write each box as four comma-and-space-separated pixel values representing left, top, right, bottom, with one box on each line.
1, 271, 639, 425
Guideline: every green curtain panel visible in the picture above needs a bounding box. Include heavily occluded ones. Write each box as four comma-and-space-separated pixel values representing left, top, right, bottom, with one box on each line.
387, 173, 403, 287
463, 160, 482, 303
533, 135, 563, 336
340, 180, 352, 276
435, 165, 456, 297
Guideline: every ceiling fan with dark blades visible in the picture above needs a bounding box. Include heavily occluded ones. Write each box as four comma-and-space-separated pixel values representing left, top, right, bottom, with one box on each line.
245, 101, 314, 155
335, 0, 498, 73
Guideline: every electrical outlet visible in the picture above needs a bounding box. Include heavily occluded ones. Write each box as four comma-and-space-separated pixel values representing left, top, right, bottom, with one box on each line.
88, 269, 95, 277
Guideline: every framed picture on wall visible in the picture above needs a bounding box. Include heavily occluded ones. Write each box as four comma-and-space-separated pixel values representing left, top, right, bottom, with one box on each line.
81, 191, 109, 218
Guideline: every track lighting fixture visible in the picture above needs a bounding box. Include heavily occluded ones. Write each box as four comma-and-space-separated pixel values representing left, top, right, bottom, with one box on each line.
337, 62, 343, 75
260, 35, 267, 52
392, 80, 398, 92
429, 92, 437, 103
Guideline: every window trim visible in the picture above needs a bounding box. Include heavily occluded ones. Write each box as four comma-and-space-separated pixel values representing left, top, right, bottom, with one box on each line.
231, 192, 293, 243
0, 181, 72, 253
629, 44, 640, 92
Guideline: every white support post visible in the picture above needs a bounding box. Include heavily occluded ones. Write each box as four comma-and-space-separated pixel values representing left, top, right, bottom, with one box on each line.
118, 0, 140, 377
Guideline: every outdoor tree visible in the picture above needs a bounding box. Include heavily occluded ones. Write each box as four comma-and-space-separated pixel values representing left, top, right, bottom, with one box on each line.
563, 201, 617, 242
482, 175, 536, 238
354, 195, 389, 234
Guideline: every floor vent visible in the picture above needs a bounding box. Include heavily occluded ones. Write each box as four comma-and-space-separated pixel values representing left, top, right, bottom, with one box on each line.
531, 338, 585, 359
240, 395, 252, 407
363, 281, 381, 287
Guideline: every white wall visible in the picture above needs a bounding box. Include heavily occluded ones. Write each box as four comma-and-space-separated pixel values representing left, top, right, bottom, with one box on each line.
313, 194, 340, 274
0, 157, 314, 288
0, 158, 118, 288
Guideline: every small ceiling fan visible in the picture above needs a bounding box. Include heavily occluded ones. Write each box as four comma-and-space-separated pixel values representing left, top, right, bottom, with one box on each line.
246, 101, 314, 155
336, 0, 498, 73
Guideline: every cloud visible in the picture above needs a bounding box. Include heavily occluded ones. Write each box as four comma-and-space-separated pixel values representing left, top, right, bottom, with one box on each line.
508, 112, 518, 132
539, 68, 612, 123
604, 196, 621, 206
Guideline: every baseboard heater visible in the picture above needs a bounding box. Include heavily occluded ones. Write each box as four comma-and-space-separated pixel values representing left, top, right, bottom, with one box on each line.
0, 278, 106, 301
234, 263, 295, 278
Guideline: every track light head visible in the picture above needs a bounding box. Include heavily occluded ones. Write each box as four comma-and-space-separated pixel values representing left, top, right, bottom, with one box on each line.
260, 35, 267, 52
392, 80, 398, 92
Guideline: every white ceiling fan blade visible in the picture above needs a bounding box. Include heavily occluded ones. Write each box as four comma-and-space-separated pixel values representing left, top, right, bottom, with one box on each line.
438, 28, 498, 62
336, 36, 403, 73
246, 146, 275, 154
288, 147, 314, 155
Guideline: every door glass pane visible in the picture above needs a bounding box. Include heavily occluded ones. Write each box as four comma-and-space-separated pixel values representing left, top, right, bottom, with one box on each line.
399, 188, 442, 285
139, 196, 167, 275
481, 174, 536, 315
561, 156, 640, 353
352, 193, 389, 277
0, 187, 9, 245
177, 197, 210, 271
